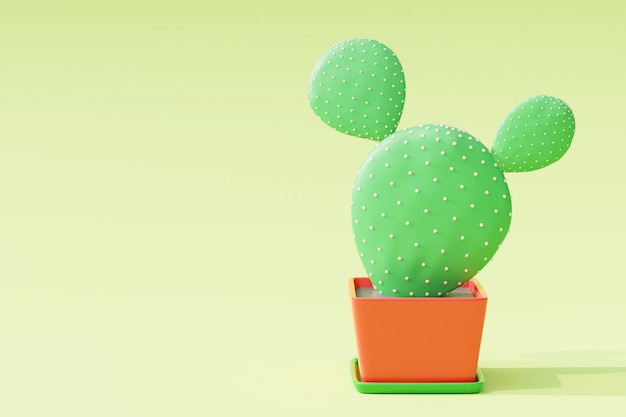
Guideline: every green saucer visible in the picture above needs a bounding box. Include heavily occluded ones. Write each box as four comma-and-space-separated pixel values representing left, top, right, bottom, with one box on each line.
351, 358, 484, 394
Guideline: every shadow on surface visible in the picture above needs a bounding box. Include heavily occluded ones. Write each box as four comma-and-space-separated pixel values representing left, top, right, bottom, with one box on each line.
522, 349, 626, 362
482, 367, 626, 396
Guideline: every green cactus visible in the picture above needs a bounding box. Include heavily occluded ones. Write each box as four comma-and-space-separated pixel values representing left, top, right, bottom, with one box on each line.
308, 38, 406, 141
492, 95, 575, 172
352, 125, 512, 297
309, 39, 575, 297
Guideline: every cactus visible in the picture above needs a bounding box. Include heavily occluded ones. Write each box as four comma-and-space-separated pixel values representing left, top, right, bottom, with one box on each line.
351, 125, 512, 297
309, 39, 575, 297
308, 38, 406, 141
492, 95, 575, 172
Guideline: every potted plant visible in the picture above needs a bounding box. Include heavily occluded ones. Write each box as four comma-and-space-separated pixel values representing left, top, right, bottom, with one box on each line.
308, 39, 576, 394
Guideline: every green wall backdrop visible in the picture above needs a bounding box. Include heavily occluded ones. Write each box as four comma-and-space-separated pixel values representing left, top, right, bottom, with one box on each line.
1, 1, 625, 415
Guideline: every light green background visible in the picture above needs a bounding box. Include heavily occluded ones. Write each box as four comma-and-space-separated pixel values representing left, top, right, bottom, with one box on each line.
1, 1, 625, 415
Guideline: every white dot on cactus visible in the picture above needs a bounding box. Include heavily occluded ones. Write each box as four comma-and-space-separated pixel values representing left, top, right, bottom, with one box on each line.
450, 167, 454, 171
433, 229, 438, 234
369, 225, 374, 230
460, 184, 465, 189
502, 194, 507, 199
438, 292, 442, 296
397, 200, 402, 205
484, 257, 488, 261
415, 188, 419, 193
461, 236, 465, 240
379, 291, 383, 294
484, 242, 489, 246
369, 174, 373, 179
405, 221, 410, 226
370, 260, 374, 264
420, 145, 425, 149
392, 289, 397, 293
397, 256, 402, 261
384, 162, 389, 167
425, 292, 430, 296
361, 205, 366, 210
381, 212, 386, 218
422, 263, 427, 267
499, 227, 504, 232
465, 253, 469, 258
433, 178, 438, 182
441, 249, 445, 254
479, 223, 484, 228
443, 196, 448, 201
408, 171, 413, 175
414, 242, 419, 247
409, 292, 414, 296
373, 193, 378, 197
389, 181, 394, 186
425, 160, 430, 166
470, 203, 475, 208
453, 216, 457, 221
441, 151, 446, 156
389, 234, 394, 239
444, 267, 449, 272
485, 190, 490, 195
464, 268, 469, 273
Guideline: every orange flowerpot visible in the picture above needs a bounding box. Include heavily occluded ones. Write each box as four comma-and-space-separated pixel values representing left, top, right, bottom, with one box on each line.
349, 277, 488, 383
